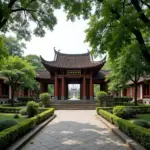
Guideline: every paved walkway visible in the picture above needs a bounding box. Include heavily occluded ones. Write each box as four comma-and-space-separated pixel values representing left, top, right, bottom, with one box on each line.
21, 110, 129, 150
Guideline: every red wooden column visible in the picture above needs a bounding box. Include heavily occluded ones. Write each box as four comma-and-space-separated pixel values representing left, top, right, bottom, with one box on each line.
0, 81, 2, 97
83, 71, 86, 100
61, 72, 65, 100
40, 82, 45, 94
54, 72, 58, 100
90, 72, 93, 100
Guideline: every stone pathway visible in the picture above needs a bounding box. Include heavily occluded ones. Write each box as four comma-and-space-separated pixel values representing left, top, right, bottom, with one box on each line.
21, 110, 129, 150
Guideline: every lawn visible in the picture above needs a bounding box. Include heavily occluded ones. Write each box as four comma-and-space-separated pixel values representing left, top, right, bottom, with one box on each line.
130, 114, 150, 122
0, 113, 27, 122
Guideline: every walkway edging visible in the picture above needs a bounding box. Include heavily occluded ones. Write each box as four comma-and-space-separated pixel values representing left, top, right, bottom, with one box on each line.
96, 115, 146, 150
8, 114, 56, 150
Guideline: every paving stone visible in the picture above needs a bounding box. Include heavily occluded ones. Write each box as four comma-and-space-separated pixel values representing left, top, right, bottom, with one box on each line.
20, 110, 129, 150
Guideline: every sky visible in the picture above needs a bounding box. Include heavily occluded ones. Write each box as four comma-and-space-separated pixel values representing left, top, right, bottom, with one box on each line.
24, 9, 90, 61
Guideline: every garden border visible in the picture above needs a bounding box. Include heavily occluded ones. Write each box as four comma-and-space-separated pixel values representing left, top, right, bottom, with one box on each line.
96, 114, 146, 150
8, 114, 56, 150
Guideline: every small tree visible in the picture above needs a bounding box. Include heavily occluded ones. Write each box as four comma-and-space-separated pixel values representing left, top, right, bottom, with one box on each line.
96, 91, 107, 106
26, 101, 39, 118
40, 93, 50, 107
0, 56, 36, 106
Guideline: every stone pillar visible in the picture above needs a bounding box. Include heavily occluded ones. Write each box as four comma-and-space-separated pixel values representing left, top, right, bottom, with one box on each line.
83, 71, 86, 100
90, 72, 93, 100
61, 73, 65, 100
140, 84, 143, 99
54, 72, 58, 100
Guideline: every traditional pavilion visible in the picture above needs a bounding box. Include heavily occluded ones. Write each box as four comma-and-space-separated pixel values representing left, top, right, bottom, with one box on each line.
36, 49, 109, 100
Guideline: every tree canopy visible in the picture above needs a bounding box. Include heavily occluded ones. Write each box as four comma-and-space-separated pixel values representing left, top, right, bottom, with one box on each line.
0, 56, 36, 106
25, 54, 44, 71
60, 0, 150, 64
2, 35, 25, 57
0, 0, 59, 41
107, 42, 150, 105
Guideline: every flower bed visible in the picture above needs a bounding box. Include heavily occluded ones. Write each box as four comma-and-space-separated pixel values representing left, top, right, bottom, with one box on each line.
97, 107, 150, 149
0, 108, 55, 149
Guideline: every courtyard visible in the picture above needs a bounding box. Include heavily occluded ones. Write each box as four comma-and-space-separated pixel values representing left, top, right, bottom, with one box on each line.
21, 110, 129, 150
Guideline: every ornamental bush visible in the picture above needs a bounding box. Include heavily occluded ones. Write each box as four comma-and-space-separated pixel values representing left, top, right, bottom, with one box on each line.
131, 120, 150, 128
26, 101, 39, 118
19, 108, 27, 115
0, 120, 18, 131
40, 93, 50, 107
113, 106, 136, 119
96, 91, 107, 106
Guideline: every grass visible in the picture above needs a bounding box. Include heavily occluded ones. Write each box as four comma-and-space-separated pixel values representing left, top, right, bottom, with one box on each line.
130, 114, 150, 122
0, 113, 27, 122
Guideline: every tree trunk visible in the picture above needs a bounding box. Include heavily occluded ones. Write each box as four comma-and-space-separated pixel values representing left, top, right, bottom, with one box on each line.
134, 82, 138, 106
11, 86, 15, 107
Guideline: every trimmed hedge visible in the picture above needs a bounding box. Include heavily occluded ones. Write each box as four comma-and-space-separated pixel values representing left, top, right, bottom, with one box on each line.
0, 106, 48, 114
97, 108, 150, 149
0, 108, 54, 149
17, 96, 35, 102
0, 107, 21, 113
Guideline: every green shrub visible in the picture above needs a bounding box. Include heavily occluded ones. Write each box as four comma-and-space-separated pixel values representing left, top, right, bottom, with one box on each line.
97, 109, 150, 149
113, 106, 136, 119
0, 107, 21, 113
131, 120, 150, 128
17, 96, 34, 102
13, 114, 19, 119
96, 91, 107, 106
19, 108, 27, 115
0, 108, 54, 149
26, 101, 39, 118
40, 93, 50, 107
0, 120, 18, 131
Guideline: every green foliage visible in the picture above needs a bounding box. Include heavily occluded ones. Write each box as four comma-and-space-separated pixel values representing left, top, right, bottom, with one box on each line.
25, 54, 44, 70
17, 96, 33, 103
97, 109, 150, 149
0, 0, 61, 41
131, 120, 150, 129
26, 101, 39, 118
0, 56, 36, 106
0, 107, 21, 113
96, 91, 107, 106
13, 114, 20, 119
0, 120, 18, 131
2, 35, 25, 57
40, 93, 50, 107
0, 108, 54, 149
113, 106, 136, 119
19, 108, 27, 116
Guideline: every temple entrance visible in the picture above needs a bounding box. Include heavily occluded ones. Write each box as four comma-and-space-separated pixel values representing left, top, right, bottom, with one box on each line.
68, 84, 80, 100
37, 49, 108, 101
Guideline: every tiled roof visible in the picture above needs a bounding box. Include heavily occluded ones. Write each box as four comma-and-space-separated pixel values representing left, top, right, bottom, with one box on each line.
40, 50, 106, 69
93, 70, 110, 79
36, 70, 50, 79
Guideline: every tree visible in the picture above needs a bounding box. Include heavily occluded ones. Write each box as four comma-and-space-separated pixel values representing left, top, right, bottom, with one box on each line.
2, 35, 25, 57
60, 0, 150, 64
25, 54, 44, 70
107, 42, 150, 105
0, 0, 60, 41
0, 56, 36, 106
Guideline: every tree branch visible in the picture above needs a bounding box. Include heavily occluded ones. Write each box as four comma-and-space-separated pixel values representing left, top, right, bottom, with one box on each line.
140, 0, 150, 9
131, 0, 150, 24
